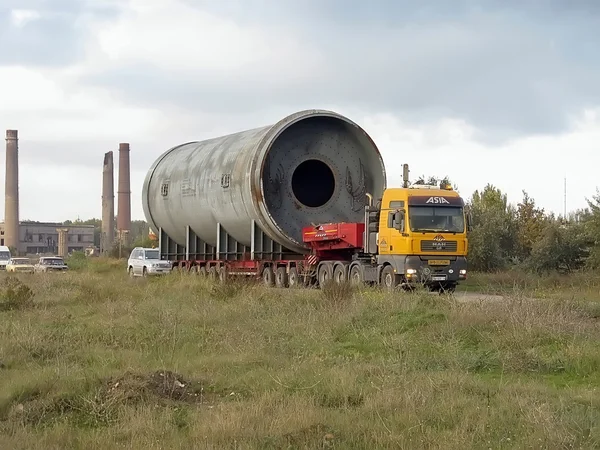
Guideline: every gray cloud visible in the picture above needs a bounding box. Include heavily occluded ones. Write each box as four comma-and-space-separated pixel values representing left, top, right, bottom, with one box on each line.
77, 1, 600, 144
0, 0, 122, 67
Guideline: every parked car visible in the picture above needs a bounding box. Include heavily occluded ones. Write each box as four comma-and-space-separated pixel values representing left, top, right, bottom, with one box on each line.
6, 257, 34, 273
127, 247, 172, 277
34, 256, 69, 273
0, 245, 11, 270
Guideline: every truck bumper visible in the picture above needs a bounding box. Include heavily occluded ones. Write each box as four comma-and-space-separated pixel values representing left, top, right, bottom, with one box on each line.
403, 256, 467, 286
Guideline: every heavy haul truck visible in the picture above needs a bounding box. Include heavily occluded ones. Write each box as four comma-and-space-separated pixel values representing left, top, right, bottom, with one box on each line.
142, 109, 470, 291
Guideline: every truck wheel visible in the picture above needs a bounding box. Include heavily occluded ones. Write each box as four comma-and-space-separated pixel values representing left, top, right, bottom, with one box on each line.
275, 267, 288, 288
142, 267, 148, 278
218, 266, 228, 282
288, 267, 299, 288
380, 265, 398, 290
128, 266, 134, 277
333, 264, 347, 283
262, 266, 275, 286
349, 264, 363, 285
318, 262, 333, 287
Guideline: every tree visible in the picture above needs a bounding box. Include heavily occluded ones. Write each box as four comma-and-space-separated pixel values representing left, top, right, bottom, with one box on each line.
580, 189, 600, 268
515, 191, 548, 261
526, 220, 587, 273
466, 184, 518, 271
414, 175, 457, 190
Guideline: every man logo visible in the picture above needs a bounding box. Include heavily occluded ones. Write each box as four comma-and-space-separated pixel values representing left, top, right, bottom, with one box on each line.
432, 234, 446, 250
426, 197, 450, 204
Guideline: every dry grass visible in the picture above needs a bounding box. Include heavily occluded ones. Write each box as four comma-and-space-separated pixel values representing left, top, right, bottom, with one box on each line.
0, 260, 598, 449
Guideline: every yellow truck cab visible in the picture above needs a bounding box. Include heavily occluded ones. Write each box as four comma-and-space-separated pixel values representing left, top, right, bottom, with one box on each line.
375, 181, 470, 292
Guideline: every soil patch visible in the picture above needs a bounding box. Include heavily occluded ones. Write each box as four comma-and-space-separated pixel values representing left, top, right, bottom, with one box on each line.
104, 370, 220, 405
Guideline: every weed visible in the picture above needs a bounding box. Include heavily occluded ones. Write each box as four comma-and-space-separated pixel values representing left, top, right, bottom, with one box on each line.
0, 276, 35, 311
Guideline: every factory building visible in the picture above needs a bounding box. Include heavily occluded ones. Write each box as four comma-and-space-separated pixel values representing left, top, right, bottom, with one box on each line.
3, 129, 132, 257
0, 221, 95, 255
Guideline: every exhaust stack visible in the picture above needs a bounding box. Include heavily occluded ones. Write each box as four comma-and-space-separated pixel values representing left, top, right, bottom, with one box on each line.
117, 142, 131, 245
5, 130, 19, 253
101, 151, 115, 255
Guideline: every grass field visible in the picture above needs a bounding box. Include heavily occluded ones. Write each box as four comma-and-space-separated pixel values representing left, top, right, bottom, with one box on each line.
0, 259, 599, 449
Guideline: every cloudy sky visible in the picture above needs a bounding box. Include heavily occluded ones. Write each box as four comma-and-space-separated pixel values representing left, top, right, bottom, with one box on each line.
0, 0, 599, 222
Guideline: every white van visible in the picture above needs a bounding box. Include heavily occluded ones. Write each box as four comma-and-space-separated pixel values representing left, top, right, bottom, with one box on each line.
0, 245, 12, 270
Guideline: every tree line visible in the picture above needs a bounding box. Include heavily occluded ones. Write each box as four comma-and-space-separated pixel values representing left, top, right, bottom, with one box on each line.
423, 175, 599, 274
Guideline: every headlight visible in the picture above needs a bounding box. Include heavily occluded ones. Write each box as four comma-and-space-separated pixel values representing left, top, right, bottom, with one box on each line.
406, 269, 417, 274
459, 269, 467, 275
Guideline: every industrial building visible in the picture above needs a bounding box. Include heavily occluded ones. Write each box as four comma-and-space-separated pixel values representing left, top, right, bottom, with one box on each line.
0, 221, 95, 256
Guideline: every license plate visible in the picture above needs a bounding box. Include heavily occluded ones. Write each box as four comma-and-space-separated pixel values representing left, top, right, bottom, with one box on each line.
432, 275, 447, 281
428, 260, 450, 266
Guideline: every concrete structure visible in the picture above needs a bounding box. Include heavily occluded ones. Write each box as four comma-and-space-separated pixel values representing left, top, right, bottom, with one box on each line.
4, 130, 19, 253
56, 228, 69, 257
0, 221, 95, 255
101, 151, 115, 255
117, 142, 131, 245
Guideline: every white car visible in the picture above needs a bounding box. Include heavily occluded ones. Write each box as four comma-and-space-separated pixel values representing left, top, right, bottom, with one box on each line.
127, 247, 172, 277
0, 245, 11, 270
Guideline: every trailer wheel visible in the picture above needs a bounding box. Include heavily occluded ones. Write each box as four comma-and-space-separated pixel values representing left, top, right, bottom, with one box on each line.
262, 266, 275, 286
198, 266, 207, 277
318, 262, 333, 287
208, 266, 218, 279
218, 266, 228, 283
275, 267, 288, 288
381, 265, 399, 290
288, 267, 299, 288
333, 264, 348, 283
349, 264, 363, 285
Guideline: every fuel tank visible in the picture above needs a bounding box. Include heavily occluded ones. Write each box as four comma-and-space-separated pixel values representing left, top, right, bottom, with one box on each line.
142, 109, 387, 254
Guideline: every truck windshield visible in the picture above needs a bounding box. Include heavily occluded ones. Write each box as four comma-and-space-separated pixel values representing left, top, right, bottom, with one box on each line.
0, 251, 10, 259
409, 206, 465, 233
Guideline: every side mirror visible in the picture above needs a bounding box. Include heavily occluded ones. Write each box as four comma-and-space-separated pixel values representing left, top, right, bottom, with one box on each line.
393, 210, 405, 231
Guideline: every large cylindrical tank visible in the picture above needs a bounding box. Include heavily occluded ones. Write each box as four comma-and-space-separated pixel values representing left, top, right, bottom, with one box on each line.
142, 109, 387, 254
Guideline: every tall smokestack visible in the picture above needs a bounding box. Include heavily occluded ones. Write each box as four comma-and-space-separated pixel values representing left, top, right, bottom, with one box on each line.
5, 130, 19, 253
117, 142, 131, 245
101, 151, 115, 255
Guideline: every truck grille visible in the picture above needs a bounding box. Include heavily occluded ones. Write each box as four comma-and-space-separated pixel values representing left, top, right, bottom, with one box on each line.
420, 240, 458, 252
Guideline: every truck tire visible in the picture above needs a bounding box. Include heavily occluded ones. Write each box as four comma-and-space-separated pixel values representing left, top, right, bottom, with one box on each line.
262, 266, 275, 286
275, 266, 288, 288
349, 264, 363, 285
333, 264, 348, 283
318, 262, 333, 287
288, 267, 299, 288
380, 265, 399, 290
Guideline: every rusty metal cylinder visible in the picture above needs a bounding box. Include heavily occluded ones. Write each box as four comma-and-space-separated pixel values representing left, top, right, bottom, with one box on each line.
142, 109, 387, 254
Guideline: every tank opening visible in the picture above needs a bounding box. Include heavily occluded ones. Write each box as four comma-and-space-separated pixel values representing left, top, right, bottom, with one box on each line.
291, 159, 335, 208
